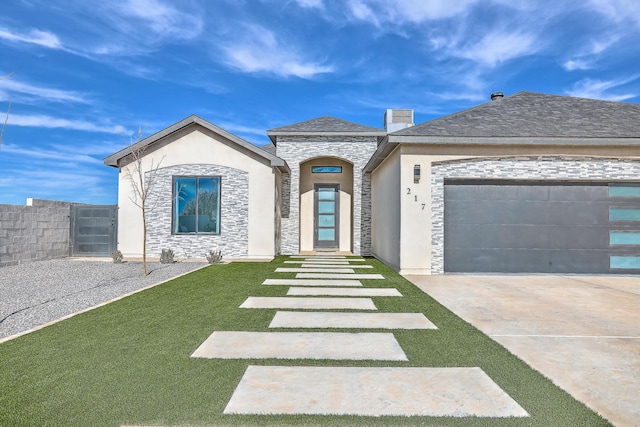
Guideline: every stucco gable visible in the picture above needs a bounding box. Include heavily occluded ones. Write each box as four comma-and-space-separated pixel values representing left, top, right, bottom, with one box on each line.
103, 115, 289, 172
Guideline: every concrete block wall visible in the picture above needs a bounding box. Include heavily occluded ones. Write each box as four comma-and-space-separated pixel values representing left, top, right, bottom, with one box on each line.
0, 199, 72, 268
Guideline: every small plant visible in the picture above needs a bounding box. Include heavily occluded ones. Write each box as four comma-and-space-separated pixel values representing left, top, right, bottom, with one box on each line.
111, 250, 123, 264
160, 249, 175, 264
206, 249, 223, 264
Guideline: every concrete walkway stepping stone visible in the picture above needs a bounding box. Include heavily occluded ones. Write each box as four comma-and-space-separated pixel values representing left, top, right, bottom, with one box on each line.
290, 255, 347, 259
224, 366, 529, 417
269, 312, 437, 329
284, 260, 350, 265
276, 267, 355, 273
239, 296, 377, 310
286, 287, 401, 297
262, 279, 363, 287
192, 332, 407, 361
297, 273, 385, 279
300, 264, 373, 269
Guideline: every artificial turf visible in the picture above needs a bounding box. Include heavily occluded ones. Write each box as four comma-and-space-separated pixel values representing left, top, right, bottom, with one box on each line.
0, 256, 612, 426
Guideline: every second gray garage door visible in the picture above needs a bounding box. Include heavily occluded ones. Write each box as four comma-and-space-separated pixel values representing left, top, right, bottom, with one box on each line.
444, 180, 640, 274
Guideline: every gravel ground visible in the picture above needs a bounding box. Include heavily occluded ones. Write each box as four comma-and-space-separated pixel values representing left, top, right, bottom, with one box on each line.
0, 259, 207, 341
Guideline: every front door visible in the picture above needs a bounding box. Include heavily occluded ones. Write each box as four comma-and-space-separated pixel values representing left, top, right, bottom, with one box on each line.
314, 184, 339, 249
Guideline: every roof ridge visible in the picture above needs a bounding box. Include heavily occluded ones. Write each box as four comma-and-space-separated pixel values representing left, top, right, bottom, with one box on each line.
268, 115, 385, 134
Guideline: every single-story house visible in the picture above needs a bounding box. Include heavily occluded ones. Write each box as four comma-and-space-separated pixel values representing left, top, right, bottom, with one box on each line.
104, 91, 640, 275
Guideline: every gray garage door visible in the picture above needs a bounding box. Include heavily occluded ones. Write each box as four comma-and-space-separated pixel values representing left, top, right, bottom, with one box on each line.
444, 180, 640, 274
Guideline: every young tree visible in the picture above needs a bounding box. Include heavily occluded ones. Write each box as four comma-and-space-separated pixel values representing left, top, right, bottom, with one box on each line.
122, 127, 163, 276
0, 72, 13, 147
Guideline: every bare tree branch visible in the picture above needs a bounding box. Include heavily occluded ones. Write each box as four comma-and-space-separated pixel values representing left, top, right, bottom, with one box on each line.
0, 101, 10, 146
122, 126, 164, 276
0, 72, 14, 147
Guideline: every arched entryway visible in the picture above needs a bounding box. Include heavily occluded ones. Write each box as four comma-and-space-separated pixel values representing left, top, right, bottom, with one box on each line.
299, 157, 354, 252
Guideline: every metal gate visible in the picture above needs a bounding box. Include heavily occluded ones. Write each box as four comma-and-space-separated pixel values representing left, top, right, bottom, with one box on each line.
70, 204, 117, 256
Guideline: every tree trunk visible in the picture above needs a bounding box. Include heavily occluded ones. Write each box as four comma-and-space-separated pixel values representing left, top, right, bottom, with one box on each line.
142, 206, 148, 276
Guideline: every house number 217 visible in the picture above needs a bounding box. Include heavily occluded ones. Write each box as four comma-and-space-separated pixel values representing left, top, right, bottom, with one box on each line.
407, 188, 426, 210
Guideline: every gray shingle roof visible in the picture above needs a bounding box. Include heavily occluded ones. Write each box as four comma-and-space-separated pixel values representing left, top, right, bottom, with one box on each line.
259, 143, 277, 155
268, 116, 385, 134
393, 91, 640, 138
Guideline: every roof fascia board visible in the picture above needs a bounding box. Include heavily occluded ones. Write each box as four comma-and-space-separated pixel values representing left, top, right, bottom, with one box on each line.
387, 135, 640, 146
267, 130, 387, 137
363, 136, 398, 173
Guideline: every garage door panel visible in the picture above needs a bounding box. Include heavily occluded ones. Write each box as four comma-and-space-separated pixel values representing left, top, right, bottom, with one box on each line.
547, 185, 609, 201
445, 248, 610, 274
445, 224, 609, 250
445, 184, 552, 201
445, 200, 607, 226
445, 183, 610, 202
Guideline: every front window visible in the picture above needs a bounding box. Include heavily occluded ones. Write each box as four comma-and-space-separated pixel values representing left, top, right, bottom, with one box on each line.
173, 176, 221, 234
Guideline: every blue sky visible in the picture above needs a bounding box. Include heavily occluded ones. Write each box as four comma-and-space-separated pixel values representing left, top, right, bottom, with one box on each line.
1, 0, 639, 205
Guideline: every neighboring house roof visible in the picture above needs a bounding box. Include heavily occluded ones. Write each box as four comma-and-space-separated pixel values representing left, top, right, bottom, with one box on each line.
267, 116, 386, 144
365, 91, 640, 173
103, 115, 289, 173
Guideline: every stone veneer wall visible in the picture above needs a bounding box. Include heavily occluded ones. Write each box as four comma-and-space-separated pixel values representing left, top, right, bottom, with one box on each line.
145, 164, 249, 258
360, 174, 372, 255
0, 199, 72, 268
276, 136, 377, 255
430, 155, 640, 274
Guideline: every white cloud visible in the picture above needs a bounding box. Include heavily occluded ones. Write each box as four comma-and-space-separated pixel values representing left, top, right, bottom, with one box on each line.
347, 0, 479, 27
0, 79, 88, 104
450, 30, 539, 67
109, 0, 204, 41
218, 122, 268, 137
221, 24, 334, 78
295, 0, 324, 8
0, 143, 101, 164
565, 76, 639, 101
0, 27, 63, 49
9, 114, 126, 134
562, 35, 620, 71
588, 0, 640, 27
563, 59, 593, 71
427, 27, 540, 69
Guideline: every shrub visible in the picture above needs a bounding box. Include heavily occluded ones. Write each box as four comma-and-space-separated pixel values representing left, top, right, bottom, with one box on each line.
160, 249, 175, 264
206, 249, 223, 264
111, 250, 123, 264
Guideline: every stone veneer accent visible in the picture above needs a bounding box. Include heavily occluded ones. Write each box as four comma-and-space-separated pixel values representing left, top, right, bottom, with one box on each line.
360, 174, 372, 254
431, 155, 640, 274
145, 164, 249, 258
276, 136, 377, 255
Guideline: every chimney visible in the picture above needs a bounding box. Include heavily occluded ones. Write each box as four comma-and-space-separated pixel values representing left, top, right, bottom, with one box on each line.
490, 92, 504, 101
384, 109, 414, 133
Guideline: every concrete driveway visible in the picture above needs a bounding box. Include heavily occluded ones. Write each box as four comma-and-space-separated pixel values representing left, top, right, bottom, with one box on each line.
405, 274, 640, 427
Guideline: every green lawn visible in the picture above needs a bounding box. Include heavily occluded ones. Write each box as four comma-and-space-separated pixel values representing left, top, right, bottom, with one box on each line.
0, 257, 611, 426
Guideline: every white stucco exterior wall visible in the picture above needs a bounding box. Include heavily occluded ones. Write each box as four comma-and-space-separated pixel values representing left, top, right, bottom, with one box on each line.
398, 150, 433, 274
116, 127, 276, 259
370, 147, 401, 270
